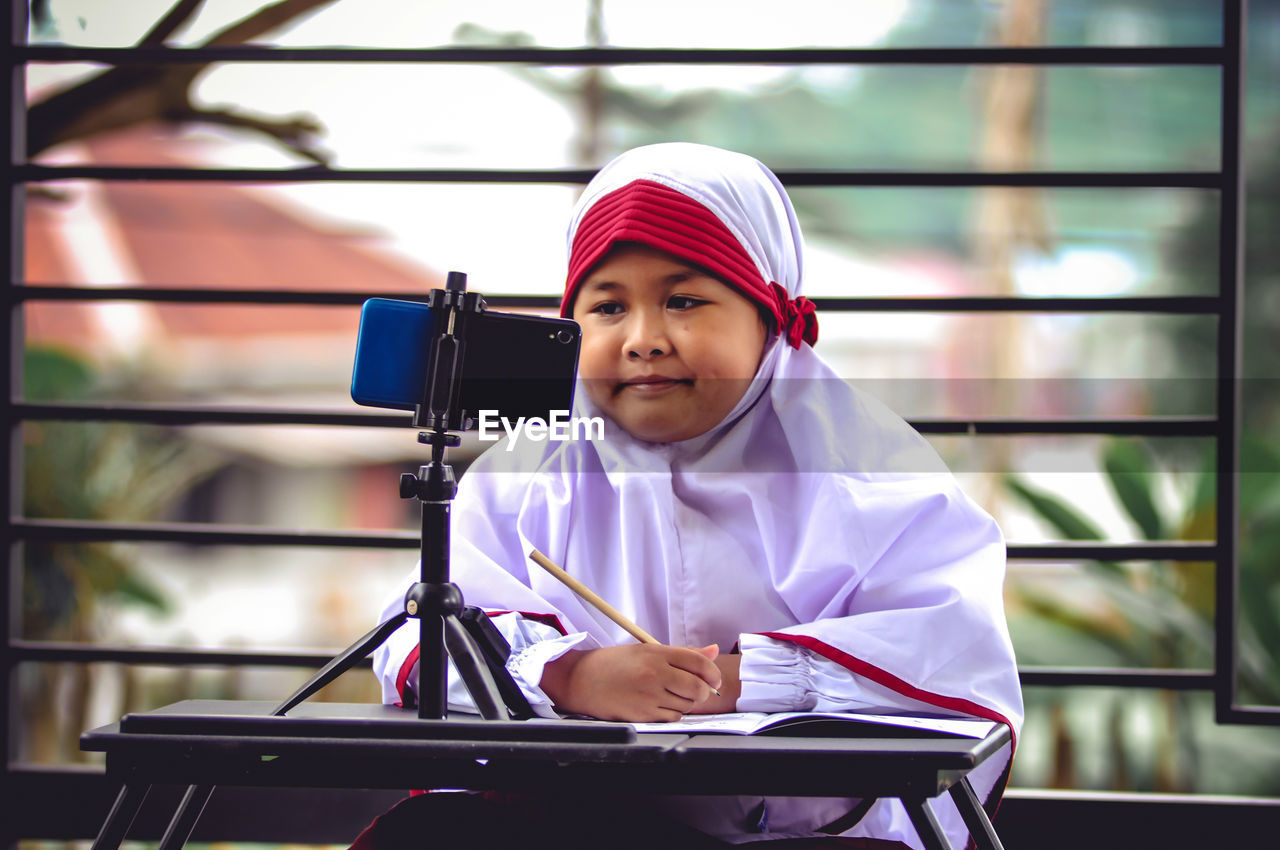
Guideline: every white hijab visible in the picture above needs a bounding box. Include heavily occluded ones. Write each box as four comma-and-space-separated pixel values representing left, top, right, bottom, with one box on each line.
389, 144, 1022, 846
566, 142, 804, 298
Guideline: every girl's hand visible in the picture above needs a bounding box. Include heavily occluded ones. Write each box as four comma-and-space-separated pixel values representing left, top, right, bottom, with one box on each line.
686, 652, 741, 715
539, 643, 724, 722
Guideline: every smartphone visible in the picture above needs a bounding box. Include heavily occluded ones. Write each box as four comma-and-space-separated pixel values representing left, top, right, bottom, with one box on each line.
350, 297, 581, 428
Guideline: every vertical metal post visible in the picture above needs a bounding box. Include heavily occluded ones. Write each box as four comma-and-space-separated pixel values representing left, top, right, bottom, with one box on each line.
2, 2, 28, 848
1215, 0, 1246, 722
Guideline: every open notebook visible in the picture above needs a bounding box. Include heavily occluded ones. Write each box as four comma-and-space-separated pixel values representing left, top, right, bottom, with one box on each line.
631, 709, 996, 739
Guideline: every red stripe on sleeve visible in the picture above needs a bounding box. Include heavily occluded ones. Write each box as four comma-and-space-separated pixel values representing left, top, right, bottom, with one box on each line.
394, 611, 568, 707
486, 610, 570, 636
757, 631, 1017, 752
758, 631, 1017, 843
395, 644, 420, 708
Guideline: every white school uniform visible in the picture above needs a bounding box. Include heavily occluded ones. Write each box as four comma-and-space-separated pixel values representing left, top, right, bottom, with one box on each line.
373, 143, 1023, 848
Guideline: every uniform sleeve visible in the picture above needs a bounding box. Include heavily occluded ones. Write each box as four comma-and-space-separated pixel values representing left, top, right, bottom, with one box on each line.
732, 474, 1023, 847
370, 572, 595, 717
736, 634, 990, 715
737, 474, 1021, 728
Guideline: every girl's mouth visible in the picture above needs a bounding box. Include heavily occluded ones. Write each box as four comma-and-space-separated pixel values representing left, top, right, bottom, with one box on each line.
617, 376, 692, 394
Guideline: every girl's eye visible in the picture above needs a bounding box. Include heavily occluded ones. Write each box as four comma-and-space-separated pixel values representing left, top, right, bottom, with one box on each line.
668, 295, 705, 310
590, 301, 624, 316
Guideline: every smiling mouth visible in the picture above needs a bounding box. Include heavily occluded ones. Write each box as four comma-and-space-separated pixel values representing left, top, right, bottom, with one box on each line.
616, 377, 692, 394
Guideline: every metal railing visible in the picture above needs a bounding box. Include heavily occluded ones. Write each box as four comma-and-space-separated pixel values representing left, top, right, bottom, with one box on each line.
4, 0, 1275, 843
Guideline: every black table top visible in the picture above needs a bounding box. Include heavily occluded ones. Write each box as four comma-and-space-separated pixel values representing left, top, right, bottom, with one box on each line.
82, 700, 1012, 799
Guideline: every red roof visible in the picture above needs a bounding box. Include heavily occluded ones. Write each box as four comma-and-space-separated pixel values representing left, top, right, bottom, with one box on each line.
24, 124, 445, 351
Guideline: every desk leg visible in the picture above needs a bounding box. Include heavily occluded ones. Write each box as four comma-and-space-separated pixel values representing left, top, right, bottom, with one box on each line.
157, 784, 215, 850
904, 797, 954, 850
91, 783, 150, 850
948, 777, 1005, 850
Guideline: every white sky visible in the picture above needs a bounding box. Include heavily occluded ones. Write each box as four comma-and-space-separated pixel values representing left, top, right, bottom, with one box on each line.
36, 0, 908, 49
27, 0, 1153, 348
31, 1, 924, 298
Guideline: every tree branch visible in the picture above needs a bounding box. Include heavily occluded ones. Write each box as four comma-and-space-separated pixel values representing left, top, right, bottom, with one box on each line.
138, 0, 207, 46
28, 0, 342, 161
174, 105, 328, 164
204, 0, 338, 46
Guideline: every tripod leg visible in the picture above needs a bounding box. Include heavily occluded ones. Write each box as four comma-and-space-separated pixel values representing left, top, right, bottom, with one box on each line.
460, 606, 535, 719
272, 612, 409, 716
443, 615, 506, 720
90, 783, 150, 850
157, 784, 215, 850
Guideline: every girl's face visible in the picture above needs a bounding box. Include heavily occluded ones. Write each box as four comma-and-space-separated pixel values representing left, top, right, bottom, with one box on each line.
571, 243, 769, 443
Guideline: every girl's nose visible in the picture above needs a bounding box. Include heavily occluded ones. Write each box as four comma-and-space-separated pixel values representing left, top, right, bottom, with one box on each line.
625, 312, 671, 360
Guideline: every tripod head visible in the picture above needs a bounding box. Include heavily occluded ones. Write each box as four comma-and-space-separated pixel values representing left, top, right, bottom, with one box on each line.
415, 271, 485, 436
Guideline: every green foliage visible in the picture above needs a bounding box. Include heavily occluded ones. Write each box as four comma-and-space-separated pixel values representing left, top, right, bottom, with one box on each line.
1005, 437, 1280, 704
22, 346, 223, 638
1004, 476, 1105, 542
1103, 441, 1166, 541
23, 347, 93, 400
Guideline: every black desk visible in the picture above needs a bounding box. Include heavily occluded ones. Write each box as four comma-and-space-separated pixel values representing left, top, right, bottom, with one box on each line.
81, 700, 1009, 850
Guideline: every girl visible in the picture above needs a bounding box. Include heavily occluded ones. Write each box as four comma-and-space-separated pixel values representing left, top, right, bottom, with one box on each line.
366, 143, 1023, 848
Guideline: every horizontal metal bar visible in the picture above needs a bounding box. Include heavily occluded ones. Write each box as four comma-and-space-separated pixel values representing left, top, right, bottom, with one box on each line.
1004, 788, 1280, 806
13, 401, 409, 427
778, 171, 1223, 189
7, 518, 1216, 561
8, 286, 1223, 314
816, 296, 1222, 314
13, 401, 1221, 437
9, 285, 433, 306
11, 402, 1220, 437
13, 44, 1231, 66
911, 418, 1218, 437
1019, 667, 1214, 689
996, 788, 1280, 849
7, 640, 363, 668
14, 164, 595, 185
1217, 704, 1280, 726
1008, 542, 1217, 560
5, 641, 1216, 690
14, 164, 1226, 189
10, 518, 418, 549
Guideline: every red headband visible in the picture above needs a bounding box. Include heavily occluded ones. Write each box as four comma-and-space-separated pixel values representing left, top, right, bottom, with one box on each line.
562, 179, 817, 348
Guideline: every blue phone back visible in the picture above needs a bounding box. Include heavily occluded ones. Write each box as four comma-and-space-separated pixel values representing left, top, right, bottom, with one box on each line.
350, 298, 435, 410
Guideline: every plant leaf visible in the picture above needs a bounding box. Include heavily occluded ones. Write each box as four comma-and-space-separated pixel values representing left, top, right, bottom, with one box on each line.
1004, 475, 1106, 541
114, 570, 170, 614
1103, 441, 1166, 541
23, 347, 95, 401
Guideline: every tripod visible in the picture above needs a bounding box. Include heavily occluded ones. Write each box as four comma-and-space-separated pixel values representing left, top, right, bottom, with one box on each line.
274, 270, 529, 721
139, 274, 544, 850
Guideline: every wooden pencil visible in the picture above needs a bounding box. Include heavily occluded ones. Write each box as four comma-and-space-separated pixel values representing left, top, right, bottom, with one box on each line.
527, 548, 658, 644
526, 548, 722, 698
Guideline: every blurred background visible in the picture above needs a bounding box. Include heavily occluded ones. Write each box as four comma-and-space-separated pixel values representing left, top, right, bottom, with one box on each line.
12, 0, 1280, 822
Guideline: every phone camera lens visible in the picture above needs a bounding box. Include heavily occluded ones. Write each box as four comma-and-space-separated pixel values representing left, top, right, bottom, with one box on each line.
556, 329, 575, 344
